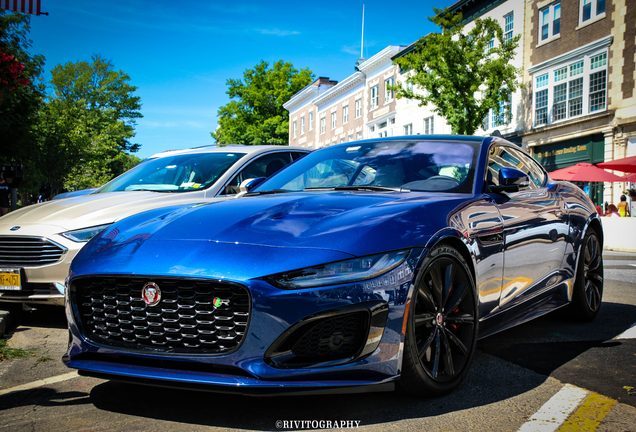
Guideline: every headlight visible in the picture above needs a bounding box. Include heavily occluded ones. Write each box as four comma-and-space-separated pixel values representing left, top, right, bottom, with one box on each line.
266, 250, 409, 289
61, 224, 111, 242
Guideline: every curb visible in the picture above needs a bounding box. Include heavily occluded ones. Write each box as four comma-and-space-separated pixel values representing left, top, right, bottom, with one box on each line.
0, 305, 21, 338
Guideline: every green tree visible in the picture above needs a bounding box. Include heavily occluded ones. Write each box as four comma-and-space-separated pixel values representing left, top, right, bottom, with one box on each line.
391, 8, 523, 135
212, 60, 314, 145
37, 55, 143, 195
0, 10, 46, 198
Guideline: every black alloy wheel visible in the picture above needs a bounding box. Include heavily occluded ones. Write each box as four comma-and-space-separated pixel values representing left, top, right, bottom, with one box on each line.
570, 230, 603, 320
400, 244, 478, 396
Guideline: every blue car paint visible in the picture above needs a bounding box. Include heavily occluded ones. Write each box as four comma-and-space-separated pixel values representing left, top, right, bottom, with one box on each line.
64, 136, 600, 393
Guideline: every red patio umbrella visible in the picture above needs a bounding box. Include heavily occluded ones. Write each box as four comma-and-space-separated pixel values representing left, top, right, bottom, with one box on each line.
597, 155, 636, 174
548, 163, 625, 182
622, 172, 636, 182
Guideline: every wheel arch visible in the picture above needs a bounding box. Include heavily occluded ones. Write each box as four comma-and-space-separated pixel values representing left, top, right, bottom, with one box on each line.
423, 230, 477, 288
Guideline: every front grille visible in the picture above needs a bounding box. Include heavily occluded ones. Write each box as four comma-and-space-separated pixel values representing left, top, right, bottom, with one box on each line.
72, 277, 251, 354
0, 236, 67, 266
291, 312, 366, 359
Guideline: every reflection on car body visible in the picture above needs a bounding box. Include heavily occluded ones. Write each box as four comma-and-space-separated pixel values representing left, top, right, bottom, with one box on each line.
63, 136, 603, 397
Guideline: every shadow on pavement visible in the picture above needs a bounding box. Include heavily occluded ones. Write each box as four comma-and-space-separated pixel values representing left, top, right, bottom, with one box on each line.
87, 349, 548, 431
479, 301, 636, 407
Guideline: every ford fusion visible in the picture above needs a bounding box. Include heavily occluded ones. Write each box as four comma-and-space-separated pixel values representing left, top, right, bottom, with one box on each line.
64, 136, 603, 396
0, 145, 307, 306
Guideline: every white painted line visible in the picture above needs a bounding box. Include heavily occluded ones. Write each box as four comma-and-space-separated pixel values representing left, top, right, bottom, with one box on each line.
0, 371, 78, 397
613, 322, 636, 340
517, 384, 588, 432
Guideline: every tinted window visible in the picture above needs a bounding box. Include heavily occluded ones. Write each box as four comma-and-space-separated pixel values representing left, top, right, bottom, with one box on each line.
220, 152, 293, 196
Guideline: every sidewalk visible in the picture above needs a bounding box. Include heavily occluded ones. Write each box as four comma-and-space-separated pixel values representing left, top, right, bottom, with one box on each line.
601, 217, 636, 252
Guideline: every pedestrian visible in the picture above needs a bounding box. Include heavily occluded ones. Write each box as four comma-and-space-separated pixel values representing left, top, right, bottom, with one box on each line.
0, 172, 10, 216
617, 194, 630, 217
607, 204, 621, 217
595, 205, 604, 216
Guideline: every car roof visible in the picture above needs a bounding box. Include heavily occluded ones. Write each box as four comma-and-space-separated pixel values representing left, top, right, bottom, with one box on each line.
148, 145, 309, 159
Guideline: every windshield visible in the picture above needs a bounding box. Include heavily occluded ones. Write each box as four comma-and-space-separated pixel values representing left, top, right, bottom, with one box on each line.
255, 140, 478, 193
97, 152, 246, 193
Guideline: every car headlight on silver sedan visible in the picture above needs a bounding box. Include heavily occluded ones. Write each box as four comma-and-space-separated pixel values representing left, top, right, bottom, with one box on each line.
266, 250, 409, 289
61, 224, 112, 242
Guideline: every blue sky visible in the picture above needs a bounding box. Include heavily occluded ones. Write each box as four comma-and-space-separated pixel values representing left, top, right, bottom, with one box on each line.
26, 0, 456, 159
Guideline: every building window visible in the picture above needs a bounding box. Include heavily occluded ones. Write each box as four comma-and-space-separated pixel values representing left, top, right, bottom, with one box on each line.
343, 105, 349, 124
532, 49, 607, 126
504, 12, 514, 41
309, 112, 314, 131
370, 85, 379, 109
539, 2, 560, 43
320, 117, 326, 134
357, 131, 362, 140
348, 134, 353, 142
487, 39, 494, 51
293, 120, 297, 138
580, 0, 605, 24
301, 116, 305, 135
589, 70, 606, 112
493, 96, 511, 127
331, 112, 337, 129
535, 89, 548, 126
404, 123, 413, 135
569, 78, 583, 117
355, 99, 362, 118
424, 116, 434, 134
384, 78, 394, 103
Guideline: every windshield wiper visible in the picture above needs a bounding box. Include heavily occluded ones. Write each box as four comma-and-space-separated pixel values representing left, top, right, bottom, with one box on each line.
304, 185, 410, 192
245, 189, 295, 196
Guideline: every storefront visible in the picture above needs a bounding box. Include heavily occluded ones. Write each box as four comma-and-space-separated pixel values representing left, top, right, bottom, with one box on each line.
532, 134, 605, 206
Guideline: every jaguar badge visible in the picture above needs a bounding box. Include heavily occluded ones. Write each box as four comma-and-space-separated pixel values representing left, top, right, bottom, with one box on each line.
142, 282, 161, 307
10, 226, 20, 231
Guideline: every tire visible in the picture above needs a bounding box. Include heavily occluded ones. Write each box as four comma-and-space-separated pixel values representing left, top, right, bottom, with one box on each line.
569, 229, 603, 321
399, 244, 478, 396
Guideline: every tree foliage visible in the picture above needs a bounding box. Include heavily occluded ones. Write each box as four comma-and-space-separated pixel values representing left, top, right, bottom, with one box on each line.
391, 8, 523, 135
0, 10, 45, 187
212, 60, 314, 145
37, 55, 143, 195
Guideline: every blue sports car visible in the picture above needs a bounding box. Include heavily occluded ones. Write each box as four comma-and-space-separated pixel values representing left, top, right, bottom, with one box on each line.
63, 136, 603, 396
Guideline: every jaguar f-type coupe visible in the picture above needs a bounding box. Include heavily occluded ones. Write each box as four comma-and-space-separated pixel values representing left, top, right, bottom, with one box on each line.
64, 136, 603, 396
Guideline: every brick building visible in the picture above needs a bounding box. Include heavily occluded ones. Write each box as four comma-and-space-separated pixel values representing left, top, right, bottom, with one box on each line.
522, 0, 636, 205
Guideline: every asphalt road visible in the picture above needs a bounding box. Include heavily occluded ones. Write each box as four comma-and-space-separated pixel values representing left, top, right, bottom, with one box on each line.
0, 252, 635, 431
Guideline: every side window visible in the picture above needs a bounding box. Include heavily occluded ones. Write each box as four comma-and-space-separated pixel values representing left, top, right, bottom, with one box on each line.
220, 152, 292, 196
487, 146, 540, 191
508, 148, 546, 188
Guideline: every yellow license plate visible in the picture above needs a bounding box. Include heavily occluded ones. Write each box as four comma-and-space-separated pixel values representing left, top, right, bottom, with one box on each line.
0, 270, 21, 290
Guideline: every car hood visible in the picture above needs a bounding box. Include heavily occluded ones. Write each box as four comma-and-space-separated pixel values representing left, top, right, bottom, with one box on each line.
71, 191, 471, 281
0, 191, 210, 232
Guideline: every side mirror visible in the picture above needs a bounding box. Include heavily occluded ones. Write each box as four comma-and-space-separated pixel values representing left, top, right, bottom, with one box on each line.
238, 177, 266, 194
490, 168, 530, 193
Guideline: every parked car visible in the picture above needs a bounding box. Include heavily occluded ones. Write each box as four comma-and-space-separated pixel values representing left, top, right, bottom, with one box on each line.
0, 145, 308, 306
63, 136, 602, 396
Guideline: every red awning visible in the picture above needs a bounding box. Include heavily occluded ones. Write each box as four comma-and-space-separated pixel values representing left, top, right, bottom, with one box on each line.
597, 155, 636, 174
1, 0, 42, 15
548, 163, 626, 182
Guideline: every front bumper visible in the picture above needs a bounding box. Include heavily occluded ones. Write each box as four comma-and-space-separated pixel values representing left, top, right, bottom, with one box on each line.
0, 231, 83, 306
64, 249, 423, 392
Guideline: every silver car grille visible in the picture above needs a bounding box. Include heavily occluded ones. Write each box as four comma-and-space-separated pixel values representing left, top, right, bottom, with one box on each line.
0, 236, 67, 266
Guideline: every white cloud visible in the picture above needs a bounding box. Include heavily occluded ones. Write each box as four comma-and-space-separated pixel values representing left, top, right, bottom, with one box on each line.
256, 28, 301, 37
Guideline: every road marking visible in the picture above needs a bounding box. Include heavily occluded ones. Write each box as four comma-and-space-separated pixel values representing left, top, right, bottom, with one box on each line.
518, 384, 588, 432
558, 393, 616, 431
613, 322, 636, 340
0, 371, 78, 397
